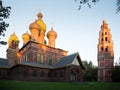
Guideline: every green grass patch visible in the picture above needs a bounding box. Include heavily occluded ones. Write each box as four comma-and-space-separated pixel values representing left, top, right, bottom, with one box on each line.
0, 80, 120, 90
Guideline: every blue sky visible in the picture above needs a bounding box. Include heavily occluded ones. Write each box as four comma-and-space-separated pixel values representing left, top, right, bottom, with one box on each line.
0, 0, 120, 66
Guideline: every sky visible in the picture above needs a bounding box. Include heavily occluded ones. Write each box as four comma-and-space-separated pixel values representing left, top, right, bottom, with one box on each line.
0, 0, 120, 66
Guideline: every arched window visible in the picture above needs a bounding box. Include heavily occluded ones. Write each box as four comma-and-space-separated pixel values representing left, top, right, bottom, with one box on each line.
101, 38, 103, 42
105, 32, 107, 35
105, 37, 108, 41
105, 47, 108, 52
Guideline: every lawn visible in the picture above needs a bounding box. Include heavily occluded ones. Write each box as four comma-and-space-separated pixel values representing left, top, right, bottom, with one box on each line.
0, 80, 120, 90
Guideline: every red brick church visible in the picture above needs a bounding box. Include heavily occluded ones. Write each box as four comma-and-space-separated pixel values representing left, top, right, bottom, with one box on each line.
0, 12, 85, 82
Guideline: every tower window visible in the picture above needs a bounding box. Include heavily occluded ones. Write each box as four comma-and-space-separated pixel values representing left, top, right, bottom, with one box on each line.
101, 38, 103, 42
105, 47, 108, 52
105, 32, 107, 35
105, 37, 108, 41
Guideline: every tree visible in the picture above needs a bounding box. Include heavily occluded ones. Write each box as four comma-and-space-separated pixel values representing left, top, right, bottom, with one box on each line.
0, 0, 11, 45
75, 0, 120, 13
111, 66, 120, 82
82, 60, 97, 81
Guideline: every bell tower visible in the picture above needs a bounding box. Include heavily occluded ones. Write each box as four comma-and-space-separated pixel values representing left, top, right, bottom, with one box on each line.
97, 19, 114, 82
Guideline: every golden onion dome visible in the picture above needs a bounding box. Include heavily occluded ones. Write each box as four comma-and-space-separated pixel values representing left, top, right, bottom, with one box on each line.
36, 12, 46, 33
29, 22, 41, 30
8, 32, 19, 43
47, 27, 57, 38
22, 31, 31, 40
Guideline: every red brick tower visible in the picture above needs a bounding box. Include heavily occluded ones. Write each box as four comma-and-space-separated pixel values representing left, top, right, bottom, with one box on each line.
97, 19, 114, 82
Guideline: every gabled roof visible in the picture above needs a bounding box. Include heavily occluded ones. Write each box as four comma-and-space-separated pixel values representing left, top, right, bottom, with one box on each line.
0, 58, 11, 68
55, 52, 85, 69
55, 52, 79, 67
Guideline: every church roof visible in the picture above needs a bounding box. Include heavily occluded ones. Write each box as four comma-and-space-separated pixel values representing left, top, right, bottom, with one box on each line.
17, 62, 54, 69
55, 52, 85, 69
0, 58, 11, 68
10, 52, 84, 69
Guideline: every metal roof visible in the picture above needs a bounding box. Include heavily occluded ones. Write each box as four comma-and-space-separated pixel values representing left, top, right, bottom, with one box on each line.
0, 58, 11, 68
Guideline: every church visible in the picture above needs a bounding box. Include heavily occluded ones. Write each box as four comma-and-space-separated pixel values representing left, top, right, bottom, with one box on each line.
0, 12, 85, 82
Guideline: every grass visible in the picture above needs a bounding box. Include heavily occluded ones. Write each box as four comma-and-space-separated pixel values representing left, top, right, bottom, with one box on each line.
0, 80, 120, 90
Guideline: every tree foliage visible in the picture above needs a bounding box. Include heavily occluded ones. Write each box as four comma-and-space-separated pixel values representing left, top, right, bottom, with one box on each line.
82, 60, 97, 81
75, 0, 120, 13
0, 0, 11, 45
111, 66, 120, 82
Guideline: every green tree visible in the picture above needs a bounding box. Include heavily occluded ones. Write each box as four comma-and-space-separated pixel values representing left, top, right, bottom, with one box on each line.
0, 0, 11, 45
75, 0, 120, 13
111, 66, 120, 82
82, 60, 97, 81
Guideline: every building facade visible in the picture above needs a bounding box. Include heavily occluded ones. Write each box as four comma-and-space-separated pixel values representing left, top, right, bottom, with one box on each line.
0, 12, 85, 82
97, 19, 114, 82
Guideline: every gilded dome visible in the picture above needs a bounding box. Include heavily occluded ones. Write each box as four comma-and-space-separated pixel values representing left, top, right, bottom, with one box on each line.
47, 27, 57, 38
29, 22, 41, 30
22, 31, 31, 40
36, 12, 46, 33
8, 32, 19, 43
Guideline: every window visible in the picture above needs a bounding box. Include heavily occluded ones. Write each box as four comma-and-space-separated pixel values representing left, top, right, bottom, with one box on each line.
23, 69, 28, 76
105, 32, 107, 35
40, 71, 44, 77
48, 55, 53, 65
48, 72, 51, 77
32, 70, 37, 77
60, 71, 63, 77
55, 72, 57, 77
105, 47, 108, 52
38, 54, 44, 63
101, 38, 103, 42
21, 55, 27, 62
105, 37, 108, 41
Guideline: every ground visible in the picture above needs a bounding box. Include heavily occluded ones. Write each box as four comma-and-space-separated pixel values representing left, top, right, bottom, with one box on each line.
0, 80, 120, 90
